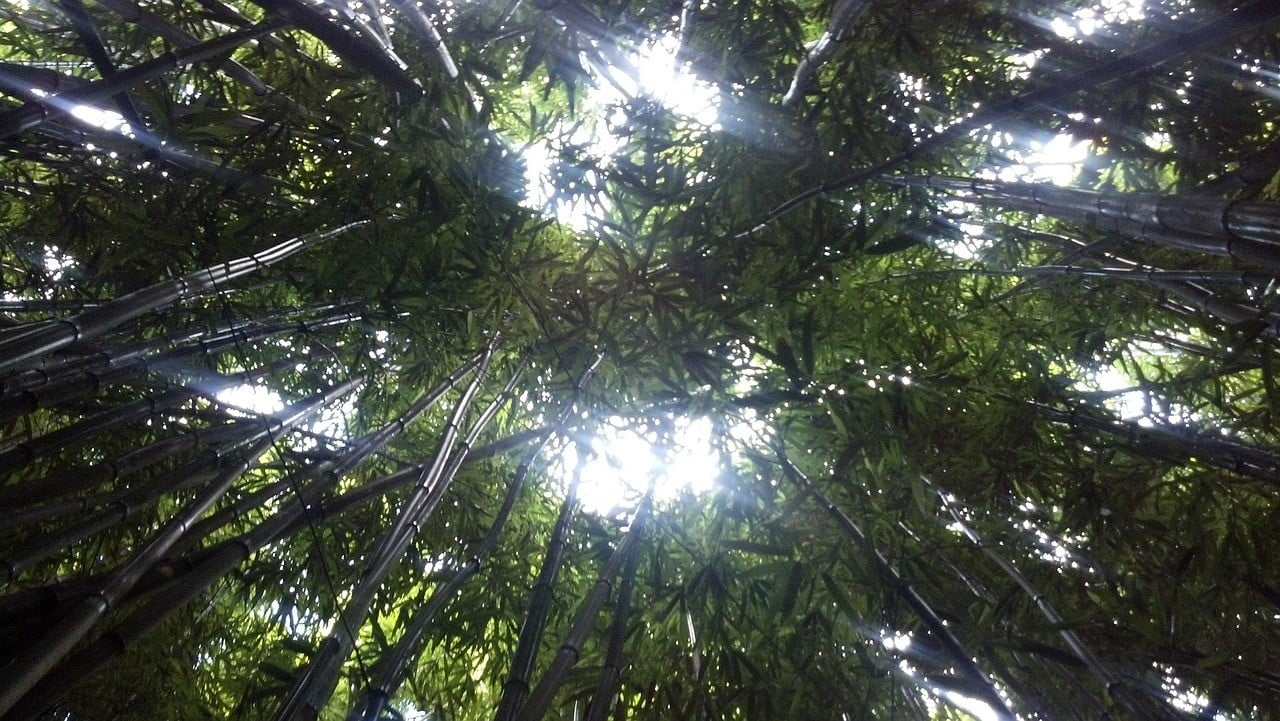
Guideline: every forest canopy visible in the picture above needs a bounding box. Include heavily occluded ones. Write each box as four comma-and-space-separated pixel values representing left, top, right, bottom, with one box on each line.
1, 0, 1279, 720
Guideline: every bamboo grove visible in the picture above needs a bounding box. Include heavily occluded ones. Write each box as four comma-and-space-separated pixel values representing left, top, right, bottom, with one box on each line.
1, 0, 1279, 719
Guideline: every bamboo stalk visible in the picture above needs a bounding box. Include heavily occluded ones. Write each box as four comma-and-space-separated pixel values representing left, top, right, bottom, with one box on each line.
273, 341, 499, 721
3, 524, 262, 721
350, 357, 603, 721
494, 457, 587, 721
583, 535, 640, 721
895, 175, 1280, 269
0, 417, 264, 511
772, 446, 1016, 720
172, 351, 485, 554
1023, 399, 1280, 485
935, 491, 1152, 720
780, 0, 870, 108
384, 0, 458, 79
1, 464, 221, 534
0, 451, 249, 583
0, 224, 364, 376
0, 20, 287, 139
513, 489, 655, 721
55, 0, 147, 129
3, 301, 364, 391
247, 0, 422, 103
0, 375, 362, 715
0, 388, 189, 476
992, 223, 1280, 335
90, 0, 311, 115
0, 312, 353, 425
0, 423, 548, 675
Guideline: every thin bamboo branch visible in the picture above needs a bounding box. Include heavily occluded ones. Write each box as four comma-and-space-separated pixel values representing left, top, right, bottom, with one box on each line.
1022, 398, 1280, 485
772, 445, 1016, 720
736, 0, 1280, 239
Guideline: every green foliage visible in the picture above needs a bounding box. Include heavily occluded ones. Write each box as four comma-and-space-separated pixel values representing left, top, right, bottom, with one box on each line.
2, 0, 1280, 720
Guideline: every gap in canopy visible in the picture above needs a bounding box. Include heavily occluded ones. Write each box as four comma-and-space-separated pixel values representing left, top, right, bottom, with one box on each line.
550, 409, 766, 517
519, 32, 722, 230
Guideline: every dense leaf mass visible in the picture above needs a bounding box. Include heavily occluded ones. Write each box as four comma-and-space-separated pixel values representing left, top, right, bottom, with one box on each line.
2, 0, 1279, 719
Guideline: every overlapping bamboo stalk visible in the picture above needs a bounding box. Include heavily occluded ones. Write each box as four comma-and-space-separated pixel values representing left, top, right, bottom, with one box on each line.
273, 340, 502, 721
351, 355, 603, 721
512, 488, 654, 721
0, 374, 363, 715
0, 223, 365, 376
894, 175, 1280, 270
0, 19, 286, 139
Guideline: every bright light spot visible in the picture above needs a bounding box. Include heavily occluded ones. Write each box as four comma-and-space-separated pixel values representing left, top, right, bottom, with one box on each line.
557, 411, 763, 516
1050, 0, 1145, 39
217, 383, 285, 417
519, 33, 721, 229
994, 132, 1092, 185
42, 245, 76, 281
69, 104, 127, 132
1089, 366, 1148, 421
881, 631, 913, 652
1144, 131, 1172, 152
599, 35, 721, 129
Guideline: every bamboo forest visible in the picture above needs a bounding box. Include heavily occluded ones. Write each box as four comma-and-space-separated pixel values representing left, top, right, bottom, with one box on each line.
2, 0, 1279, 718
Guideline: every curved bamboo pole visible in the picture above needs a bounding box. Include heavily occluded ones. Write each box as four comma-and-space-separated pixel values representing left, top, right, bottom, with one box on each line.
0, 222, 366, 375
273, 340, 500, 721
0, 375, 363, 714
350, 356, 603, 721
